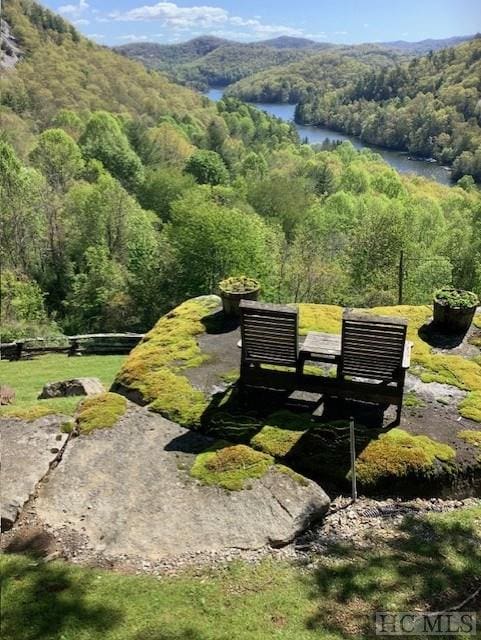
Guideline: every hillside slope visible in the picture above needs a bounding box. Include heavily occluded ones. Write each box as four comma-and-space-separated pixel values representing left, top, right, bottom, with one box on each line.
296, 37, 481, 180
0, 0, 211, 130
115, 37, 330, 91
225, 45, 402, 103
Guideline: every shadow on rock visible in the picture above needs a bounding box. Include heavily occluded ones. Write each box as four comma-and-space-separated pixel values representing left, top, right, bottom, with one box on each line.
201, 310, 239, 335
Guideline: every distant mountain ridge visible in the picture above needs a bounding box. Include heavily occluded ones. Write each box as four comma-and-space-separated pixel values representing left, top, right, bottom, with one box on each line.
115, 33, 476, 91
381, 34, 476, 53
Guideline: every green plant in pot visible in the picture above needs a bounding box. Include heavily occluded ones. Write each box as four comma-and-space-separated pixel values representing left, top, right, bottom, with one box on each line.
219, 276, 260, 317
433, 286, 479, 333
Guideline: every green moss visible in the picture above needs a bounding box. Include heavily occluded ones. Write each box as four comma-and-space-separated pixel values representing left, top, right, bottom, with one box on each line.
474, 315, 481, 329
298, 303, 343, 335
0, 404, 60, 421
458, 429, 481, 447
356, 428, 456, 486
114, 296, 220, 426
458, 392, 481, 422
76, 392, 127, 435
60, 420, 75, 433
250, 411, 311, 458
190, 443, 274, 491
251, 425, 304, 458
404, 392, 426, 409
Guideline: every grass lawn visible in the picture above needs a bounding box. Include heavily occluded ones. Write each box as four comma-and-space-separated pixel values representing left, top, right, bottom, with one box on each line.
1, 506, 480, 640
0, 354, 126, 416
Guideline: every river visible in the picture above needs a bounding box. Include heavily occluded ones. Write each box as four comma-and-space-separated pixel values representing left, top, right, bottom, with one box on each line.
207, 88, 452, 186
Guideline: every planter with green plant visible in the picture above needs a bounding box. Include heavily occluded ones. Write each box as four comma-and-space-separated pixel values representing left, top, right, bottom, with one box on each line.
218, 276, 260, 317
433, 287, 479, 333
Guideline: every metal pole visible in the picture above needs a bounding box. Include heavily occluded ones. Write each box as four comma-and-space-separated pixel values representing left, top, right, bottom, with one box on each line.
350, 417, 357, 503
398, 250, 404, 305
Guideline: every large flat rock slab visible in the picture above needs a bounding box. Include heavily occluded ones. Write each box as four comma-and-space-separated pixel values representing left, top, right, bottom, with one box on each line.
33, 405, 329, 562
1, 416, 68, 529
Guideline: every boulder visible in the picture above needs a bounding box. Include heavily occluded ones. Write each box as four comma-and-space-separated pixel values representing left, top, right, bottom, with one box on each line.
33, 404, 330, 561
0, 415, 69, 529
38, 377, 105, 399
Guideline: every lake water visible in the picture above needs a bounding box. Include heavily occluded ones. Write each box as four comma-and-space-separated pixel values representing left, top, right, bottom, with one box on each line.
207, 88, 452, 186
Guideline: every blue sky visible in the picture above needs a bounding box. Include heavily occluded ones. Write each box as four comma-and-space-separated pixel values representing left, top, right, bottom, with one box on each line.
42, 0, 481, 45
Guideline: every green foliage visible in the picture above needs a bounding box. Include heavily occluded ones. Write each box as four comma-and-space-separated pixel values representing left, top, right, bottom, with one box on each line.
184, 149, 229, 185
167, 190, 278, 298
434, 286, 479, 309
79, 112, 144, 190
29, 128, 84, 190
218, 276, 259, 294
296, 38, 481, 181
2, 0, 481, 337
76, 392, 127, 435
0, 270, 59, 342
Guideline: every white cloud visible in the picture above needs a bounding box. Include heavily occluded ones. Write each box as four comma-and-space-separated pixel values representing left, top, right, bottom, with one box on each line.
73, 18, 90, 25
108, 2, 305, 39
58, 0, 89, 16
86, 33, 105, 40
334, 31, 348, 36
110, 2, 228, 27
118, 34, 149, 41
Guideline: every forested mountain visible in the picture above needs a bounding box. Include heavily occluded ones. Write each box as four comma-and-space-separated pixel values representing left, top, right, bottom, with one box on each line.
1, 0, 481, 343
225, 46, 403, 103
115, 38, 330, 91
116, 34, 475, 93
296, 37, 481, 181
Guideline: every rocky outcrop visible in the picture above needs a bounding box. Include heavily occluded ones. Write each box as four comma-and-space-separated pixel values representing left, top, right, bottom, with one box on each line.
0, 415, 69, 529
33, 404, 330, 561
38, 377, 105, 399
1, 19, 22, 70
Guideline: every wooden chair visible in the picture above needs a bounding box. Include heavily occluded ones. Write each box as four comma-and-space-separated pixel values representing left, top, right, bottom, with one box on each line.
333, 310, 411, 423
239, 300, 300, 398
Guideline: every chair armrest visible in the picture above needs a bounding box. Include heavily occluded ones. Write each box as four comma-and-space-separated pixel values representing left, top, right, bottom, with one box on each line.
402, 341, 413, 369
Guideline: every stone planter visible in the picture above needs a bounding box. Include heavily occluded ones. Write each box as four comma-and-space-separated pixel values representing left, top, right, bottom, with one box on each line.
219, 277, 260, 317
433, 300, 477, 333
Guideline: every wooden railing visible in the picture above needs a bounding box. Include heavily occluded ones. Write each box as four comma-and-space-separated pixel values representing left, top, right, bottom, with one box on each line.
0, 333, 144, 361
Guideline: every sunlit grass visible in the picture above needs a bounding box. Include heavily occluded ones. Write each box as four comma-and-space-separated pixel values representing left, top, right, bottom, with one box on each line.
0, 354, 125, 417
1, 506, 480, 640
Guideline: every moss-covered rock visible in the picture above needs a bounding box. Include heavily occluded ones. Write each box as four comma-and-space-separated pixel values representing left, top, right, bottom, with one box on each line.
250, 411, 312, 458
113, 295, 220, 426
0, 404, 60, 421
458, 429, 481, 461
356, 428, 456, 487
76, 392, 127, 435
458, 391, 481, 422
190, 443, 274, 491
298, 303, 343, 335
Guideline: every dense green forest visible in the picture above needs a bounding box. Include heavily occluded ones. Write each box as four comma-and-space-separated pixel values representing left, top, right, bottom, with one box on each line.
225, 46, 403, 103
1, 0, 481, 342
296, 37, 481, 181
117, 34, 475, 93
115, 36, 331, 91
